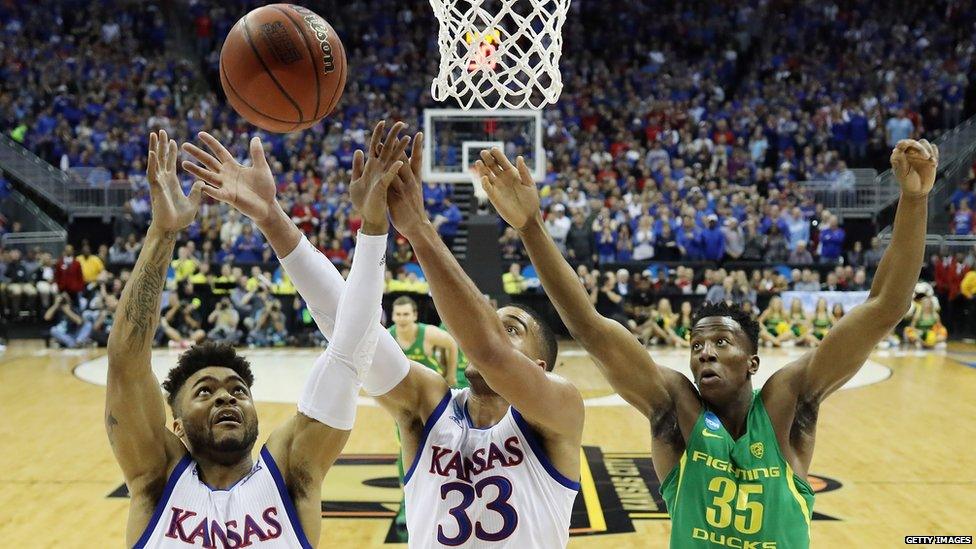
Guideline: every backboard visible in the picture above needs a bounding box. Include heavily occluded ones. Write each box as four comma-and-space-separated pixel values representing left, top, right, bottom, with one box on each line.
423, 108, 544, 184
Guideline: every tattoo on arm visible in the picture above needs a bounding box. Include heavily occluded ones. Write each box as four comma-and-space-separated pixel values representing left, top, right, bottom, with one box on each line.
120, 231, 177, 342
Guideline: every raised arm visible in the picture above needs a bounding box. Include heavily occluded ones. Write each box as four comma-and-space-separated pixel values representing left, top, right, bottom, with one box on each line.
788, 140, 937, 401
475, 150, 685, 423
183, 124, 436, 475
105, 131, 203, 492
388, 140, 582, 438
265, 143, 403, 485
183, 124, 449, 430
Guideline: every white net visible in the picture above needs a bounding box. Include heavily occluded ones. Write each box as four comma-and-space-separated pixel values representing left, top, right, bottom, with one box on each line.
429, 0, 570, 110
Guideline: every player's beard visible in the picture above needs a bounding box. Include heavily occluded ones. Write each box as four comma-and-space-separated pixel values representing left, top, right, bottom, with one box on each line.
187, 420, 259, 463
465, 365, 496, 396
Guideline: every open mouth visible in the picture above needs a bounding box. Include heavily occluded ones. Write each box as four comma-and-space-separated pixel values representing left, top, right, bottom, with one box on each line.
699, 369, 721, 384
213, 408, 243, 426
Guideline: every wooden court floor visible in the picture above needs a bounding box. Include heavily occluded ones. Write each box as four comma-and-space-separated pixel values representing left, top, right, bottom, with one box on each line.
1, 339, 974, 548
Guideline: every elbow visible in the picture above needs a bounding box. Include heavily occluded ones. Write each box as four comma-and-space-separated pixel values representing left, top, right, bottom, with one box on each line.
106, 344, 131, 368
867, 298, 910, 330
565, 310, 606, 344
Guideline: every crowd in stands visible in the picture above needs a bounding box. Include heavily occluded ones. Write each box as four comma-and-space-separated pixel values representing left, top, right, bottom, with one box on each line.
4, 235, 972, 349
2, 1, 976, 347
0, 236, 324, 349
3, 1, 976, 260
502, 256, 963, 349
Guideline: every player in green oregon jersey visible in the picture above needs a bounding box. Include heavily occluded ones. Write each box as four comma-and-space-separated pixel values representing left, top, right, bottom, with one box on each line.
388, 296, 458, 384
439, 322, 469, 388
473, 139, 937, 547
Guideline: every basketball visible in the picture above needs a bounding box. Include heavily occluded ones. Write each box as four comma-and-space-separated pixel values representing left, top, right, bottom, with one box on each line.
219, 4, 347, 133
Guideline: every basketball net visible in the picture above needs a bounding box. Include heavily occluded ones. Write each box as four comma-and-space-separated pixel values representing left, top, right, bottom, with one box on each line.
430, 0, 571, 110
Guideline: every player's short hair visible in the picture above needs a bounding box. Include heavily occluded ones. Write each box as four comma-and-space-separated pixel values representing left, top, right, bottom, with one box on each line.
509, 304, 559, 371
692, 301, 760, 354
392, 296, 418, 312
162, 342, 254, 413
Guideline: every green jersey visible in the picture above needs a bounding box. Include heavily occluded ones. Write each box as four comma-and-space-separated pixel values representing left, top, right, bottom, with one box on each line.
389, 323, 442, 374
916, 314, 937, 330
439, 322, 469, 388
661, 391, 814, 548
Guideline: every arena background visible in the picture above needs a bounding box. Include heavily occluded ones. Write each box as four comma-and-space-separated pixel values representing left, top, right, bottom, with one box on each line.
1, 0, 976, 546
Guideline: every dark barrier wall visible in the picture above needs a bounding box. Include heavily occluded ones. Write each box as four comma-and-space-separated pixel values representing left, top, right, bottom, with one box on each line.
459, 214, 506, 301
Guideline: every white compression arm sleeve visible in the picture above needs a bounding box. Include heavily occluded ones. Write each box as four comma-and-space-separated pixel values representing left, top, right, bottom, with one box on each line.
278, 235, 410, 397
297, 232, 386, 430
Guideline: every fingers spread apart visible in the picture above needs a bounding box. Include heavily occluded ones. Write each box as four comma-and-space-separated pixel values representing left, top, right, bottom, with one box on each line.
198, 131, 235, 163
182, 142, 221, 173
182, 160, 220, 188
368, 120, 386, 157
379, 122, 407, 163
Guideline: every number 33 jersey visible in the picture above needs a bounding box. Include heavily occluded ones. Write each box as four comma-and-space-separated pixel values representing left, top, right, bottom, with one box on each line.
660, 390, 815, 549
404, 388, 580, 548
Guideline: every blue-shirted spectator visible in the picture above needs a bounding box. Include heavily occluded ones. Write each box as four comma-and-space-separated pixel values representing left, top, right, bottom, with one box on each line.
818, 216, 846, 264
676, 217, 704, 260
232, 225, 265, 264
759, 206, 790, 236
782, 207, 810, 250
423, 181, 447, 216
952, 200, 974, 236
595, 226, 617, 264
701, 215, 726, 261
950, 182, 974, 211
435, 197, 463, 248
885, 109, 915, 147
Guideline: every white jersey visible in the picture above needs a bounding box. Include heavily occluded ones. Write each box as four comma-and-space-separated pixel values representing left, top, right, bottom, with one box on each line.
404, 389, 579, 548
135, 446, 311, 549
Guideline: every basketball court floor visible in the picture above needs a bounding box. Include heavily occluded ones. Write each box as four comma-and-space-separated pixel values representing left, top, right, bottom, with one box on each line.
1, 339, 973, 547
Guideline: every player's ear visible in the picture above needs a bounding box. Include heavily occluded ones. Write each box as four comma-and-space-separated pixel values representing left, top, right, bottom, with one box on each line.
534, 359, 547, 371
172, 418, 185, 438
748, 355, 760, 376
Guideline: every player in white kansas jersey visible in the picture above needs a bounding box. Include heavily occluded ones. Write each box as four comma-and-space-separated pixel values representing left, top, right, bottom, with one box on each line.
403, 387, 579, 547
386, 131, 585, 548
107, 125, 407, 547
238, 122, 585, 548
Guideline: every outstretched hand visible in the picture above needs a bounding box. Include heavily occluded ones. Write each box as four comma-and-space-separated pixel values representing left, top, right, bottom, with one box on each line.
350, 120, 410, 235
891, 139, 938, 198
181, 132, 278, 224
146, 130, 204, 233
387, 130, 433, 239
475, 149, 540, 232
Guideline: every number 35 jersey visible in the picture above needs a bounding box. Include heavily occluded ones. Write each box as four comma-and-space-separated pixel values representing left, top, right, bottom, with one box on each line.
404, 388, 579, 548
660, 390, 815, 549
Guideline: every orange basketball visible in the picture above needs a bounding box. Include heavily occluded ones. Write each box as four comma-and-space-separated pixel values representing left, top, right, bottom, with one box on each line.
219, 4, 347, 133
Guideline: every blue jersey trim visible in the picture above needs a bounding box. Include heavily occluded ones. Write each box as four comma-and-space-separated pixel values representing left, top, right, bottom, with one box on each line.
403, 389, 452, 485
261, 446, 314, 549
510, 409, 581, 491
133, 453, 193, 548
463, 401, 504, 430
198, 463, 260, 492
